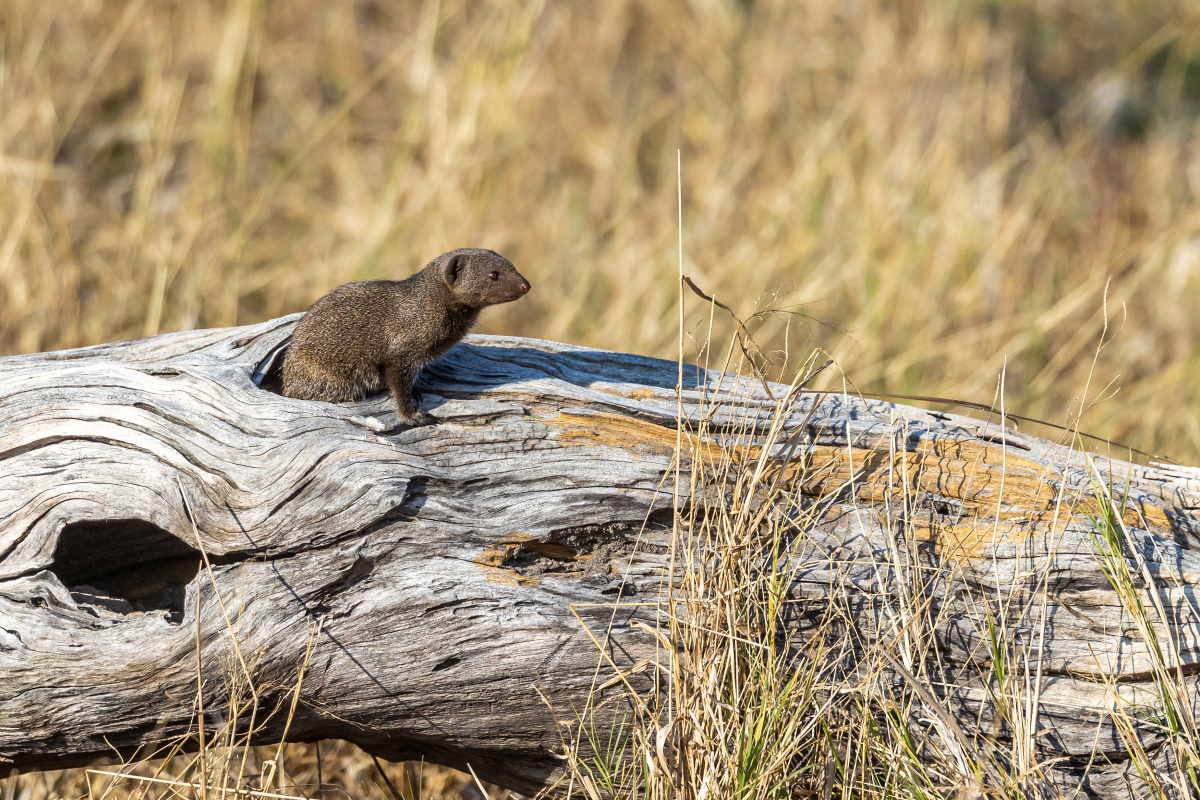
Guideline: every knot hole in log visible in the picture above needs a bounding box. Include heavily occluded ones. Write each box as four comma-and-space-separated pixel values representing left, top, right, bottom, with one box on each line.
49, 519, 233, 624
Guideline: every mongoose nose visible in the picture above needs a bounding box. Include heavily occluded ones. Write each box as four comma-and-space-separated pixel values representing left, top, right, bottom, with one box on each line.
520, 282, 530, 293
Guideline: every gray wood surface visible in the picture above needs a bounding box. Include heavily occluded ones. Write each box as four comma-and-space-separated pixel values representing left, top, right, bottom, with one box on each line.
0, 315, 1197, 798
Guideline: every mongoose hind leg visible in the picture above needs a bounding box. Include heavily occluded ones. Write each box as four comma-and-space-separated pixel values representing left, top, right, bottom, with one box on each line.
282, 351, 382, 403
384, 362, 437, 427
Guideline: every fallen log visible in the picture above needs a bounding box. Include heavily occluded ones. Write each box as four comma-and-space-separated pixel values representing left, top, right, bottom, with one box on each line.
1, 315, 1198, 797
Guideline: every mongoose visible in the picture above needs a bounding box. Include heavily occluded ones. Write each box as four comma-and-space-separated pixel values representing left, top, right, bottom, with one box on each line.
281, 248, 531, 426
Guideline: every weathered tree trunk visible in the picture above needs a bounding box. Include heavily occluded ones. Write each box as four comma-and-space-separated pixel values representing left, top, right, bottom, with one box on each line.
1, 315, 1198, 797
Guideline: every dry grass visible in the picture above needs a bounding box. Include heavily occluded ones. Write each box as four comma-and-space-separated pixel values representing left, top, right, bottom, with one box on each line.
5, 0, 1200, 798
2, 0, 1200, 456
0, 741, 506, 800
553, 331, 1200, 799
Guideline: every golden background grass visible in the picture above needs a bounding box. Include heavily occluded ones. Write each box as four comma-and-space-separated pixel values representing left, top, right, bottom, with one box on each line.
3, 0, 1200, 797
4, 1, 1200, 457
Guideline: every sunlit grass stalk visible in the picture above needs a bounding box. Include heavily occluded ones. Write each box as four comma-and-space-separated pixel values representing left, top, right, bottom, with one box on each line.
563, 320, 1022, 799
1084, 457, 1200, 799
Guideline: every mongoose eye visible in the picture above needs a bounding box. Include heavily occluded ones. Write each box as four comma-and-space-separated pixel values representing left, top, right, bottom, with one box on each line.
489, 271, 499, 280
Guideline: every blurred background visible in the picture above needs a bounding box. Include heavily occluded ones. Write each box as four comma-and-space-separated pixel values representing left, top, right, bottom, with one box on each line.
3, 1, 1200, 459
3, 0, 1200, 797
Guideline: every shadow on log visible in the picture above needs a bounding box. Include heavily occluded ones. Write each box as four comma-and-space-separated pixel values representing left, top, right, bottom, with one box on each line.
1, 315, 1199, 797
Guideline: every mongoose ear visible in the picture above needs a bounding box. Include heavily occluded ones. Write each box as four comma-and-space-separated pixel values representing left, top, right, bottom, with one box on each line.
443, 254, 465, 287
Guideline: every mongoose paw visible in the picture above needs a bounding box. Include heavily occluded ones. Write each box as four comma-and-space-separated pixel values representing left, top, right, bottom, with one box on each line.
400, 409, 438, 428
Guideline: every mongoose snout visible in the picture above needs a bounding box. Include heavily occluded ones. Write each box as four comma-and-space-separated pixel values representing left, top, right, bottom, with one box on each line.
281, 248, 531, 427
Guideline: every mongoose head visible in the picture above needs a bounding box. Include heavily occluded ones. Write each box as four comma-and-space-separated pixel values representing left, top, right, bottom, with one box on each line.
435, 248, 531, 308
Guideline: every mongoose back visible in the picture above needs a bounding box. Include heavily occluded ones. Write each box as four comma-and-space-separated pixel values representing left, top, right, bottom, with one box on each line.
281, 248, 531, 425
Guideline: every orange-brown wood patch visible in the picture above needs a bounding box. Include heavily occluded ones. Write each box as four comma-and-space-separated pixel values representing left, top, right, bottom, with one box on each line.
545, 411, 1173, 548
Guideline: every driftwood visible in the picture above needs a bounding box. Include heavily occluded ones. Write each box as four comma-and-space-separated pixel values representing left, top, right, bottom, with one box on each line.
1, 314, 1199, 797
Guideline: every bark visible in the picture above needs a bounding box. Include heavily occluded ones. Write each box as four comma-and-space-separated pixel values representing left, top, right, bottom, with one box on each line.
0, 315, 1198, 797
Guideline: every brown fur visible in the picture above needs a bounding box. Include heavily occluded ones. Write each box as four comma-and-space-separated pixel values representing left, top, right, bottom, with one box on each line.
281, 248, 530, 425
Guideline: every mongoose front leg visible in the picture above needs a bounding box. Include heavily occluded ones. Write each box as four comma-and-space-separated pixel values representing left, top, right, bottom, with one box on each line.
384, 362, 437, 427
